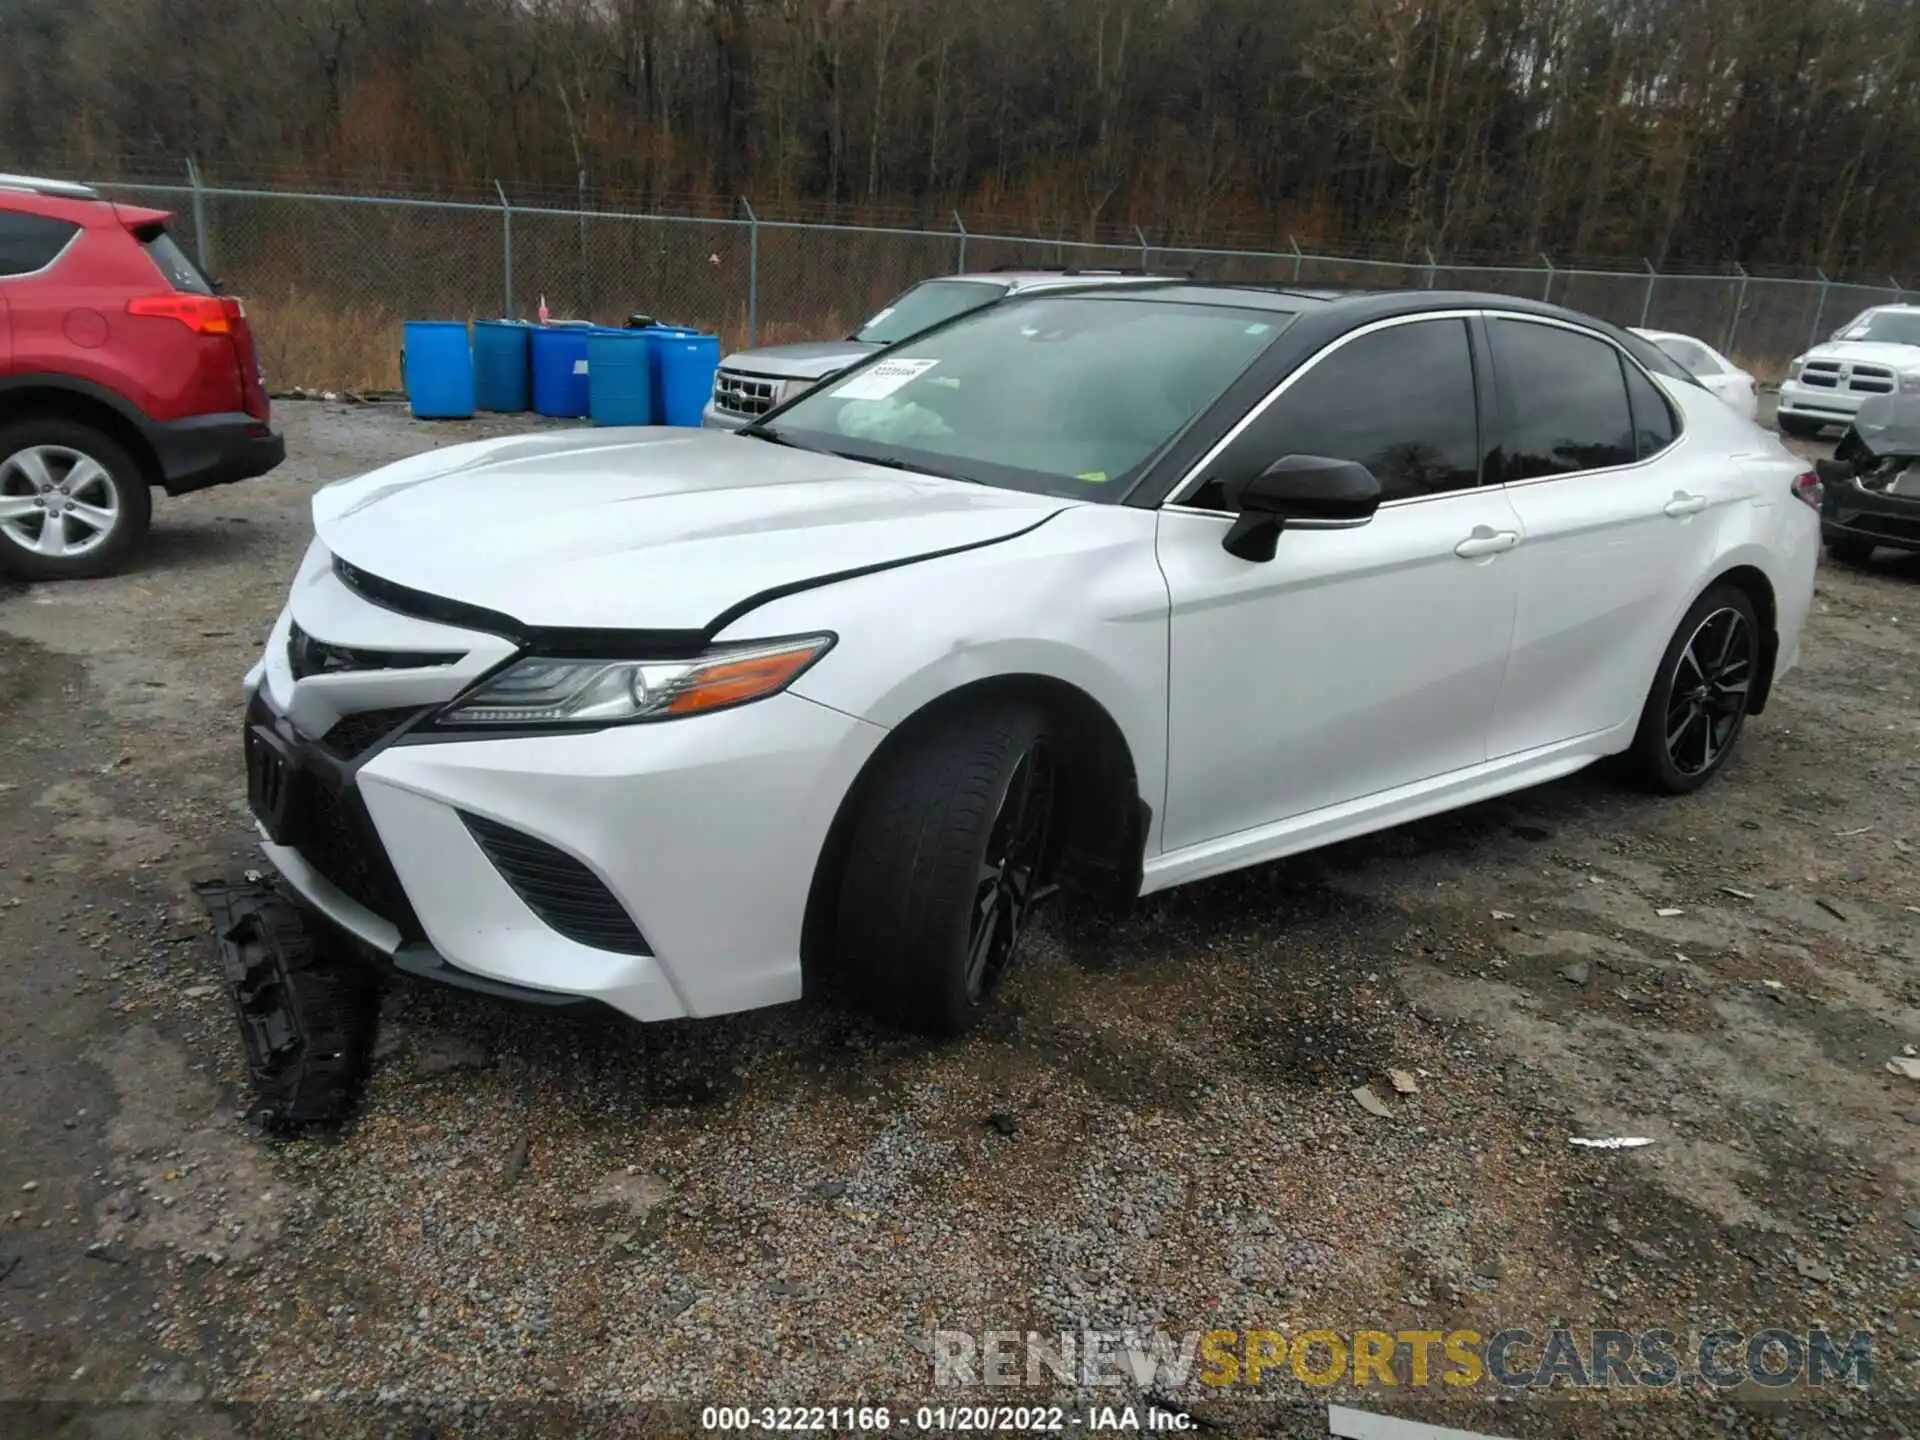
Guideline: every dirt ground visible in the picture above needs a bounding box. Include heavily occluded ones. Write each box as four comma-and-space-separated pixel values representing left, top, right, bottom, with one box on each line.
2, 400, 1917, 1439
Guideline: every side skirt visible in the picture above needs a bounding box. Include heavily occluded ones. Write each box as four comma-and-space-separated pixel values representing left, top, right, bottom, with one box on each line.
1141, 727, 1630, 896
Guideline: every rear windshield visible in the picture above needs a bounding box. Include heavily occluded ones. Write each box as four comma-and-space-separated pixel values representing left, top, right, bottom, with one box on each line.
141, 229, 214, 295
1652, 335, 1722, 378
853, 279, 1006, 345
1619, 330, 1698, 387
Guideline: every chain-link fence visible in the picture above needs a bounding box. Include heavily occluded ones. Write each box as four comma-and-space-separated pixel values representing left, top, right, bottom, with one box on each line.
95, 179, 1914, 393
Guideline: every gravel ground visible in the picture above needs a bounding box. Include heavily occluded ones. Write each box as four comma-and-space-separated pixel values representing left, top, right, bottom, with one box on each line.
2, 400, 1918, 1439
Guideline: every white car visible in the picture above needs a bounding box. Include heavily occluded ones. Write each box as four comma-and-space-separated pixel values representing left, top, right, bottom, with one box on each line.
1630, 328, 1759, 422
1776, 304, 1920, 437
244, 286, 1821, 1035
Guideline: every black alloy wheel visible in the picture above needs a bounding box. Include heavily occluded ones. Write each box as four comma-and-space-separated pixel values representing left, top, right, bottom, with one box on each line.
964, 740, 1055, 1004
1629, 584, 1761, 795
1662, 604, 1754, 779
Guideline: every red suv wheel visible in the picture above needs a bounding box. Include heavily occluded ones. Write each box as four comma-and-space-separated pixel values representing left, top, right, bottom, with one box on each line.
0, 417, 151, 580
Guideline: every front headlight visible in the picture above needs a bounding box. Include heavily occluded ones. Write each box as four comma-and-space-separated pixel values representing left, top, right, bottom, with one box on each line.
435, 635, 834, 728
1900, 370, 1920, 394
1787, 355, 1806, 381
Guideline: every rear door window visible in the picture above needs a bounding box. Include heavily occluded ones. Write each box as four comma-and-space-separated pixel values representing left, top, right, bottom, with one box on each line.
1623, 362, 1680, 459
0, 213, 81, 277
1490, 320, 1637, 480
140, 229, 214, 295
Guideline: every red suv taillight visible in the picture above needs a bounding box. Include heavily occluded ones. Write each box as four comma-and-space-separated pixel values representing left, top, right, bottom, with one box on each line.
1791, 470, 1823, 509
126, 294, 231, 336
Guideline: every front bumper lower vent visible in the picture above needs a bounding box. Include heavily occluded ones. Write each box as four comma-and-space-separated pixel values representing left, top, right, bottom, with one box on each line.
460, 813, 652, 956
320, 706, 427, 761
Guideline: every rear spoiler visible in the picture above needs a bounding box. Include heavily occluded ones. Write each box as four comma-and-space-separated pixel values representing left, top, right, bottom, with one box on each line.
113, 204, 173, 234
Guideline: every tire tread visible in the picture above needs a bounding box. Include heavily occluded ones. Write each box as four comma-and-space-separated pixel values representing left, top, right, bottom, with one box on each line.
836, 705, 1046, 1034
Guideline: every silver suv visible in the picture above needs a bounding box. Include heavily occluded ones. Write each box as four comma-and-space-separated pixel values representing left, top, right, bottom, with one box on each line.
701, 269, 1184, 429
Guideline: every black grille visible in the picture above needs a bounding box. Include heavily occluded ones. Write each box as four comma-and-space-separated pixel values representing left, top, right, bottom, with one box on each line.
288, 620, 462, 681
302, 783, 422, 937
461, 813, 651, 955
320, 706, 427, 761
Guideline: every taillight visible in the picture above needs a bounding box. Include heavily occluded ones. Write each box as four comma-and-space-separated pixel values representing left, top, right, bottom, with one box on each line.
126, 294, 231, 336
1791, 470, 1823, 509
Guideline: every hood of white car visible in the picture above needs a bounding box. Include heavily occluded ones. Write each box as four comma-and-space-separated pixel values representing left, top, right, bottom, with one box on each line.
1804, 340, 1920, 369
311, 428, 1066, 633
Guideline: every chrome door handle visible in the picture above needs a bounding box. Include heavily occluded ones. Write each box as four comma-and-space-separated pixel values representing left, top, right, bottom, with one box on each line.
1663, 493, 1709, 517
1454, 529, 1520, 559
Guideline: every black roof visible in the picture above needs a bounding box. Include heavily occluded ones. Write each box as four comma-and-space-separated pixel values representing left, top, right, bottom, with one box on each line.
1016, 280, 1695, 383
1034, 278, 1590, 322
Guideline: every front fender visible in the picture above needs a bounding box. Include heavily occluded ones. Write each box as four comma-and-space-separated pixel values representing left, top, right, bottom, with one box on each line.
726, 503, 1173, 852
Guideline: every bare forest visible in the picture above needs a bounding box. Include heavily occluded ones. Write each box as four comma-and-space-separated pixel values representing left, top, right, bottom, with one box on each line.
4, 0, 1919, 274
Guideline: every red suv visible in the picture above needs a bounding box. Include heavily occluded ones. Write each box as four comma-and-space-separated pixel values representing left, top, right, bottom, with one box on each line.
0, 174, 284, 579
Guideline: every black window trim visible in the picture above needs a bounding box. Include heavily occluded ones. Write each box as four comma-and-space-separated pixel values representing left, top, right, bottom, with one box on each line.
1483, 313, 1684, 489
1163, 308, 1491, 515
0, 214, 83, 282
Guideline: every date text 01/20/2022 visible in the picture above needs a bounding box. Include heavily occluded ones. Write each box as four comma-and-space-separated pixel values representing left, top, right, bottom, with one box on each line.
699, 1405, 1194, 1432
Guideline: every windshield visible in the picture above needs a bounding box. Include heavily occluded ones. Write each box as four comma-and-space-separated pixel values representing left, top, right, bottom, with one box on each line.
852, 279, 1007, 344
1836, 310, 1920, 347
760, 295, 1293, 500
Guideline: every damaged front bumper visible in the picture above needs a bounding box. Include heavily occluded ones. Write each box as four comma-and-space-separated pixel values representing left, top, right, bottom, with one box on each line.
1818, 393, 1920, 554
242, 689, 619, 1017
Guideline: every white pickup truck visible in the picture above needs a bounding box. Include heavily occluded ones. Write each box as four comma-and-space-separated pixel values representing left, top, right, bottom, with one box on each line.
1777, 303, 1920, 437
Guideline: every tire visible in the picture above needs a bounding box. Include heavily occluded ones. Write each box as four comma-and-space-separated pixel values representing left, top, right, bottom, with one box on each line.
1776, 414, 1823, 439
195, 882, 377, 1133
835, 703, 1058, 1035
1825, 537, 1874, 566
1626, 584, 1761, 795
0, 418, 152, 580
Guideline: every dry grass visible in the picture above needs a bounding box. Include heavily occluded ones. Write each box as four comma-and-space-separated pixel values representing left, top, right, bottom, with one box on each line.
244, 289, 846, 393
1731, 349, 1787, 385
250, 287, 406, 392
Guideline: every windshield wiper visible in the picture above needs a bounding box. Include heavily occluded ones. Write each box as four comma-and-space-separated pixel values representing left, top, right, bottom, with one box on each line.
824, 449, 972, 484
739, 424, 818, 452
743, 427, 970, 484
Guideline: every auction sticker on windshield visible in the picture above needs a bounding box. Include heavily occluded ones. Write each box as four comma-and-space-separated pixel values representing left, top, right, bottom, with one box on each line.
833, 357, 939, 400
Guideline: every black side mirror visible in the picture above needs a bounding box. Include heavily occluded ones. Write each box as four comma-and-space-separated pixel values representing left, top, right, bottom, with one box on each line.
1219, 454, 1381, 562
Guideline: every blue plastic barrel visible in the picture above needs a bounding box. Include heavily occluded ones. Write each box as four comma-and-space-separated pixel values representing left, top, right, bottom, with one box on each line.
473, 320, 531, 412
530, 324, 593, 418
588, 328, 656, 426
654, 331, 722, 427
644, 326, 696, 418
402, 321, 475, 420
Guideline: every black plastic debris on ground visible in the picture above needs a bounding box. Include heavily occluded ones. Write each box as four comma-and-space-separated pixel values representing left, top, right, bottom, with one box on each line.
194, 881, 378, 1134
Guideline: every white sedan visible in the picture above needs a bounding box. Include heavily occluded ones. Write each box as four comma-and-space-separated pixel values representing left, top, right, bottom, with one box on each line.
1630, 327, 1760, 421
245, 285, 1820, 1035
